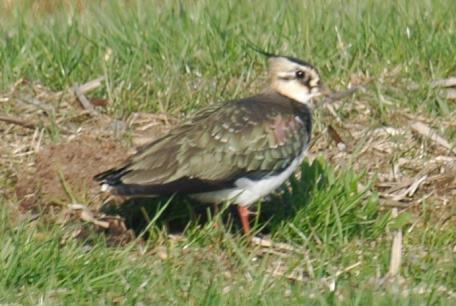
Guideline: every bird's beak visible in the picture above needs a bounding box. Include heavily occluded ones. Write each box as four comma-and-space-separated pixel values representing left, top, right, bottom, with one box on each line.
319, 84, 332, 98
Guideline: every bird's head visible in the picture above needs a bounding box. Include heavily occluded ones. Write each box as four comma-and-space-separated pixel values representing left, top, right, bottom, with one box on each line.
268, 55, 330, 107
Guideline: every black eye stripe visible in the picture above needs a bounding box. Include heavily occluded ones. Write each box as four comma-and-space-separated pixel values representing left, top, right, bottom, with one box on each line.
277, 70, 318, 85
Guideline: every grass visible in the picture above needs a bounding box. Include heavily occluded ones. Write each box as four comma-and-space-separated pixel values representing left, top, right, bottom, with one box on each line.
0, 0, 455, 305
1, 0, 455, 116
1, 161, 451, 305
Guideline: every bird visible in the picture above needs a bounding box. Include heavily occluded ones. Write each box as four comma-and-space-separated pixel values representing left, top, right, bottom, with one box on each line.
94, 54, 330, 235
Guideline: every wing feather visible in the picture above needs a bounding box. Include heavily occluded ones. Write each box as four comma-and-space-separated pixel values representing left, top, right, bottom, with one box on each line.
95, 93, 311, 196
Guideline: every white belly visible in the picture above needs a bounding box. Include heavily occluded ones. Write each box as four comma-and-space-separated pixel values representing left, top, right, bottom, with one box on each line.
190, 149, 307, 206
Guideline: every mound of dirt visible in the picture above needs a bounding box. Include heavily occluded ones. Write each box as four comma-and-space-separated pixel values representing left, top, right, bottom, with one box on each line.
15, 134, 129, 210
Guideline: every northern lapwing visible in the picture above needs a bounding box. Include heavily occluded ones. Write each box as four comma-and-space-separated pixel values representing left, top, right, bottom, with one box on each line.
95, 54, 330, 234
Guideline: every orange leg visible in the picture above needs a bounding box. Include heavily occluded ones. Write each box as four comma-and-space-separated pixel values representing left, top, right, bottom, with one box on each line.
237, 205, 251, 235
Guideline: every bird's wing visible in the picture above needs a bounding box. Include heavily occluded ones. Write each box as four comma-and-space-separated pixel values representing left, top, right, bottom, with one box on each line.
95, 95, 311, 195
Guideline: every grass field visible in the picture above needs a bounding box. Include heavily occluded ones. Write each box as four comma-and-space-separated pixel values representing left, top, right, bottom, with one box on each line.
0, 0, 455, 305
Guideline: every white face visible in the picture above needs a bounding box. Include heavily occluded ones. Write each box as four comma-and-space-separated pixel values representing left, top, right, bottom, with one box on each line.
268, 57, 322, 105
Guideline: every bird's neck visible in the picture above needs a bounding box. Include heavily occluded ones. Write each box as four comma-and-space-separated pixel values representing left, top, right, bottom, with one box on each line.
261, 88, 313, 136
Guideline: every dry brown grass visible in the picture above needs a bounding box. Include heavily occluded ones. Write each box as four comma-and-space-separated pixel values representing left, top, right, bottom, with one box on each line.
2, 0, 92, 16
0, 79, 175, 238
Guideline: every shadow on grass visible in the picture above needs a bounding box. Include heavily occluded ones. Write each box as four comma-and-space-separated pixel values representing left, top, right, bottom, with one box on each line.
99, 160, 328, 238
255, 160, 328, 234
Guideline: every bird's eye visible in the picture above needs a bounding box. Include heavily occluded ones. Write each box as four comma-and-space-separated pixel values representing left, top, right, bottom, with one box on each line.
295, 70, 305, 79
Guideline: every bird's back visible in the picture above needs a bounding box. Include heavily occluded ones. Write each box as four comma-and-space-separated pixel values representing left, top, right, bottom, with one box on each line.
95, 91, 312, 198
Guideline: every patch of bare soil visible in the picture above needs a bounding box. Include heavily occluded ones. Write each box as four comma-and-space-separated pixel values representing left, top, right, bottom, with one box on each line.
15, 134, 128, 209
0, 78, 175, 244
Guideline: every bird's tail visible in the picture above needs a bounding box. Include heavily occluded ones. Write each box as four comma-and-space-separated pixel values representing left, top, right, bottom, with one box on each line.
94, 166, 129, 187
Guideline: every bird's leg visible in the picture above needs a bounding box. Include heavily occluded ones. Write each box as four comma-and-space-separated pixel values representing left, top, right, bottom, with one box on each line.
237, 205, 251, 235
212, 203, 220, 229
